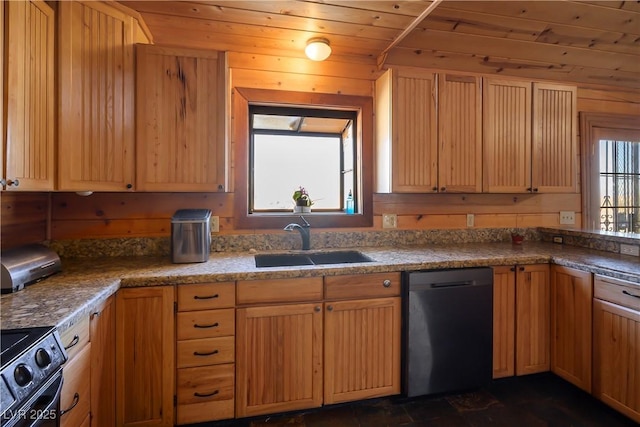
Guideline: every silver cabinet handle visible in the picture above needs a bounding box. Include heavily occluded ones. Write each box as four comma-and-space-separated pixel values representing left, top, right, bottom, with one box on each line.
623, 290, 640, 299
64, 335, 79, 350
60, 393, 79, 415
6, 179, 19, 187
383, 279, 392, 288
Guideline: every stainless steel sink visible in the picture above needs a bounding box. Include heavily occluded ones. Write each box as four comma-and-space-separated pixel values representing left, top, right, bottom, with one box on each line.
254, 250, 373, 268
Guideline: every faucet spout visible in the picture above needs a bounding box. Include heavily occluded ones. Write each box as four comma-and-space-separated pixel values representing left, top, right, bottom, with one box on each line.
283, 216, 311, 250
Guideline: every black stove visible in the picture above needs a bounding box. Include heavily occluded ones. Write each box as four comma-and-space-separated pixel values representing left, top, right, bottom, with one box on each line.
1, 326, 67, 426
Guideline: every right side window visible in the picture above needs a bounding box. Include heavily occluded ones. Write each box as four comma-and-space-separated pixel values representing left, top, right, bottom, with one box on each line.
598, 136, 640, 233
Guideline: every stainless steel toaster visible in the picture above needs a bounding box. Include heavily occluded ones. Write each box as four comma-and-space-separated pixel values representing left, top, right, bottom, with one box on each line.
171, 209, 212, 263
1, 244, 62, 293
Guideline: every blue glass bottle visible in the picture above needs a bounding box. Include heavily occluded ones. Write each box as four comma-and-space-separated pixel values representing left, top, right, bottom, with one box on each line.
346, 190, 354, 215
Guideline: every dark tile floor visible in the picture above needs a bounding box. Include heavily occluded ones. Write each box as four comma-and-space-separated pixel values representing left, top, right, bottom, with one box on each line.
195, 373, 637, 427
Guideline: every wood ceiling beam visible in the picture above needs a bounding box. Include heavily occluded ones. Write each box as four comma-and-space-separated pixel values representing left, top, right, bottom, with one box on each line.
377, 0, 444, 68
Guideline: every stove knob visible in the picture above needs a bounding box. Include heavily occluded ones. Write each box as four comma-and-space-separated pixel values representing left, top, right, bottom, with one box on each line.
35, 348, 52, 368
14, 364, 33, 386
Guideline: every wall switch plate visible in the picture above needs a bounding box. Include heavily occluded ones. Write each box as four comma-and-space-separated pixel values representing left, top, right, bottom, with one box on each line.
210, 216, 220, 233
382, 213, 397, 229
466, 214, 474, 227
620, 243, 640, 257
559, 211, 576, 225
552, 236, 564, 244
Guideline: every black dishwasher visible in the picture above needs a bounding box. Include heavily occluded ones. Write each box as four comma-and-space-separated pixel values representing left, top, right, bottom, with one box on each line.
402, 268, 493, 397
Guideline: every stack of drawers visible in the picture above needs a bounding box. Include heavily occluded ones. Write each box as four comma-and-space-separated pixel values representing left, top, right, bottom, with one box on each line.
59, 316, 91, 427
176, 282, 236, 425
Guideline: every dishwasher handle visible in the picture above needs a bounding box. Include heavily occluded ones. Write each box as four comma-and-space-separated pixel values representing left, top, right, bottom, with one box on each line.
430, 280, 475, 288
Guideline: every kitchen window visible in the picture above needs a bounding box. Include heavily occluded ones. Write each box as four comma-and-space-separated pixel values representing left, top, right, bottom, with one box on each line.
580, 113, 640, 233
250, 106, 357, 213
233, 88, 373, 229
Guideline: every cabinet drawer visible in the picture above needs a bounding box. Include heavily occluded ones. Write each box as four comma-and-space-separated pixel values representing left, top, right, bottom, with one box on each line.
61, 343, 91, 427
176, 364, 235, 425
237, 277, 323, 305
60, 316, 90, 362
178, 282, 235, 311
177, 336, 235, 368
324, 272, 401, 300
594, 275, 640, 311
177, 308, 235, 340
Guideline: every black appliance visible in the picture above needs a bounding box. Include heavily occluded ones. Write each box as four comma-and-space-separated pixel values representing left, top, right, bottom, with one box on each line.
403, 268, 493, 397
1, 326, 67, 426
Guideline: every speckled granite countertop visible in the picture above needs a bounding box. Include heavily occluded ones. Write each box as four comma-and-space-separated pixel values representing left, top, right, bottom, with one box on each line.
2, 242, 638, 333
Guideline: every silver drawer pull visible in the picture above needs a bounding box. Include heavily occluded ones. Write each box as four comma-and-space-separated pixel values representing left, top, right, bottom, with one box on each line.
194, 322, 219, 329
194, 389, 219, 398
64, 335, 79, 350
193, 349, 219, 357
383, 279, 392, 288
194, 294, 219, 300
622, 290, 640, 299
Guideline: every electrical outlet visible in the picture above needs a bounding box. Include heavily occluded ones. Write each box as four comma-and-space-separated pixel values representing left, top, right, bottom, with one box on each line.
620, 244, 640, 257
382, 213, 397, 229
552, 236, 564, 244
466, 214, 474, 227
210, 215, 220, 233
559, 211, 575, 225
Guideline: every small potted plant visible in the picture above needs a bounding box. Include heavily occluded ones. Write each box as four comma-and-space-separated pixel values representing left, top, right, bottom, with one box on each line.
292, 186, 313, 213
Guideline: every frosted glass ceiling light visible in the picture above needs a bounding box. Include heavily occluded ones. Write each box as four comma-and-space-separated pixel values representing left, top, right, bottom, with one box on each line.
305, 38, 331, 61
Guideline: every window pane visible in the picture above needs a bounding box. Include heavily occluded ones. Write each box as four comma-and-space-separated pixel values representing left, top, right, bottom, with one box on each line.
598, 139, 640, 233
253, 134, 341, 210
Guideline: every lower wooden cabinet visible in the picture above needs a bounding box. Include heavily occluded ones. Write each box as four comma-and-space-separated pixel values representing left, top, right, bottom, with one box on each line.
116, 286, 175, 427
90, 295, 116, 427
551, 265, 592, 392
492, 264, 550, 378
60, 343, 91, 427
324, 297, 401, 404
176, 282, 236, 424
593, 275, 640, 423
236, 302, 324, 417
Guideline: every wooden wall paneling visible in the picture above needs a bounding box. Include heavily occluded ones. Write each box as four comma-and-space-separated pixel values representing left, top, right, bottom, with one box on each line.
438, 74, 482, 192
1, 192, 49, 249
58, 1, 135, 191
4, 0, 55, 190
393, 69, 437, 192
532, 83, 578, 193
483, 79, 532, 193
50, 192, 232, 239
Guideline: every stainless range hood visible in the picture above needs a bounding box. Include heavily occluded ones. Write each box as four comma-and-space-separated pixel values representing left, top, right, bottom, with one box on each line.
1, 244, 61, 294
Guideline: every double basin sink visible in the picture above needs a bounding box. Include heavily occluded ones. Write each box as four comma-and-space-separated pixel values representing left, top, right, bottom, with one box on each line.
255, 250, 374, 268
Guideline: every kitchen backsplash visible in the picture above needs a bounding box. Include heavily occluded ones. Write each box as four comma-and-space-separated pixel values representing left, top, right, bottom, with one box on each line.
48, 228, 541, 258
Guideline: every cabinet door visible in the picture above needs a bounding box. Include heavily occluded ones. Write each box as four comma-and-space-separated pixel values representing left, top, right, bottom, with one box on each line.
551, 265, 592, 392
492, 266, 516, 378
532, 83, 577, 193
324, 297, 400, 404
392, 69, 437, 192
483, 79, 532, 193
515, 264, 550, 375
136, 45, 226, 192
61, 343, 91, 427
90, 296, 116, 427
236, 303, 322, 417
593, 299, 640, 423
58, 1, 135, 191
116, 287, 174, 427
4, 0, 54, 190
438, 74, 482, 193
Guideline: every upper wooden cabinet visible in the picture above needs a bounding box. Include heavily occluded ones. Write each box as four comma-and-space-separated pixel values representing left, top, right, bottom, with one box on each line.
483, 79, 577, 193
3, 0, 55, 191
375, 68, 437, 193
532, 83, 578, 193
483, 79, 532, 193
136, 45, 226, 192
437, 74, 483, 193
58, 1, 136, 191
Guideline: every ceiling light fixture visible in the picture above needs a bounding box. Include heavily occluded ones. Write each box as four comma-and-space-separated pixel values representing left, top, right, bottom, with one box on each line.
305, 38, 332, 61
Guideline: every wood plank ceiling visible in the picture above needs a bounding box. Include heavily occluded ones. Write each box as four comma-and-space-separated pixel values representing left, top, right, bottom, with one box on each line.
122, 1, 640, 89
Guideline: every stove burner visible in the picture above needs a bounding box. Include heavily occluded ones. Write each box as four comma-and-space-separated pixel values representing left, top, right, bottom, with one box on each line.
0, 326, 67, 425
